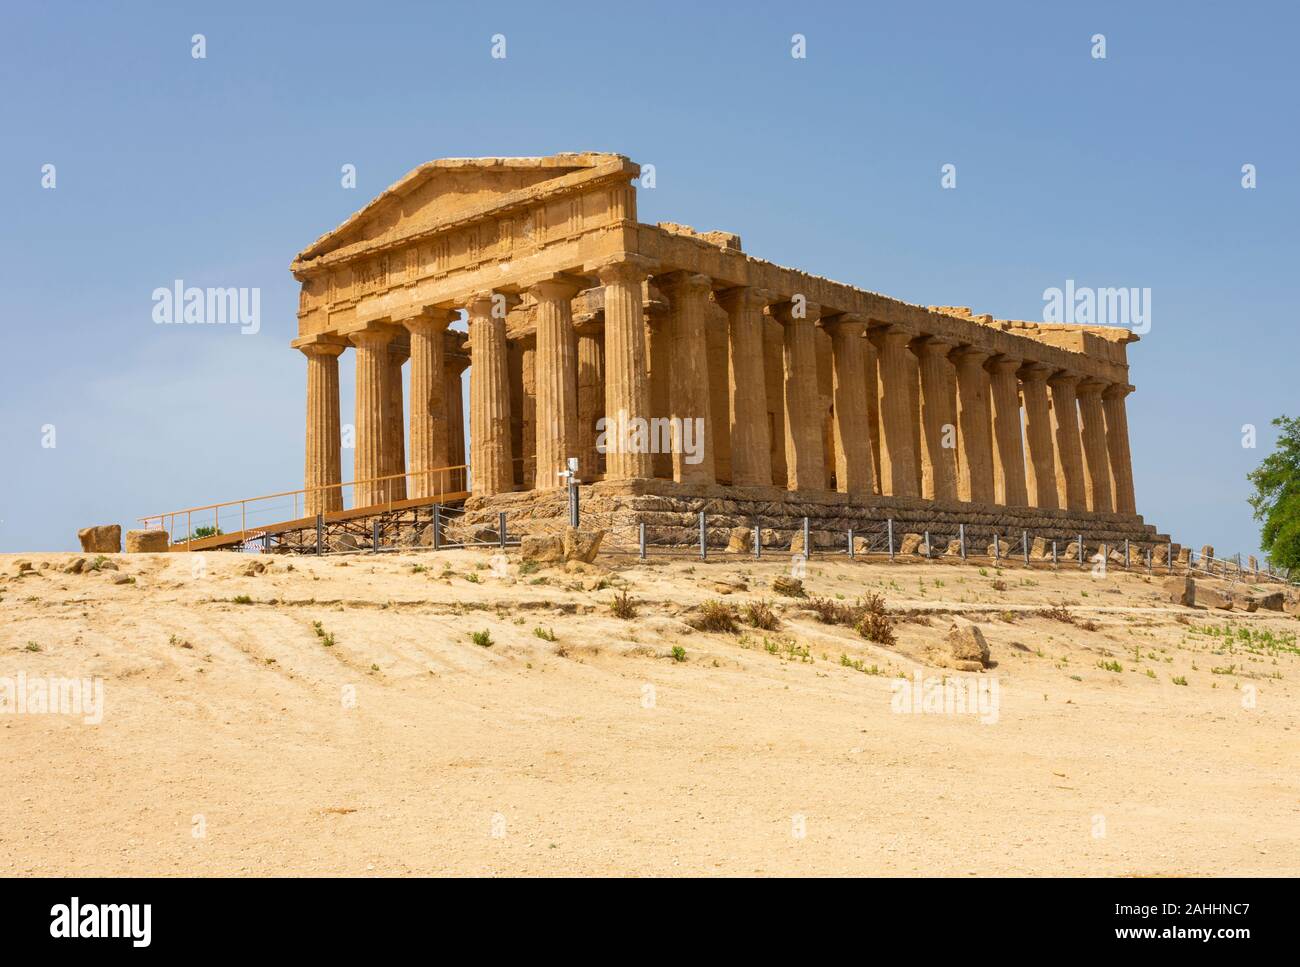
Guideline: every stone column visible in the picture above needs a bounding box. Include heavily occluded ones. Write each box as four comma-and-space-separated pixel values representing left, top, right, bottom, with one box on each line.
383, 341, 408, 501
404, 309, 454, 498
987, 355, 1028, 506
529, 278, 582, 490
1019, 364, 1057, 510
863, 337, 883, 491
575, 313, 604, 482
519, 335, 536, 488
717, 287, 773, 487
763, 317, 789, 486
350, 327, 393, 508
644, 296, 673, 479
911, 336, 957, 502
950, 346, 994, 503
467, 293, 514, 497
659, 271, 716, 484
1076, 378, 1113, 513
301, 341, 344, 515
599, 256, 657, 481
867, 325, 919, 497
1103, 384, 1137, 515
773, 300, 826, 492
824, 314, 875, 496
1047, 371, 1087, 511
446, 351, 468, 483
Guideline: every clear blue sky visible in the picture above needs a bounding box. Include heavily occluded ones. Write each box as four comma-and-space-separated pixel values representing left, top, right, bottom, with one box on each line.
3, 0, 1295, 556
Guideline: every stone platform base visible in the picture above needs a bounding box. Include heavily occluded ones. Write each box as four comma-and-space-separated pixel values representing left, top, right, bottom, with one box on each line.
455, 478, 1171, 556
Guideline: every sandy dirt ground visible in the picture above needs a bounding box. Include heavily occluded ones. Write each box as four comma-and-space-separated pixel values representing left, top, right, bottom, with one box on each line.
1, 546, 1297, 877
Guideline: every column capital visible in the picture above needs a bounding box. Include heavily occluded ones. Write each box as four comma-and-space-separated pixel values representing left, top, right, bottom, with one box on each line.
524, 276, 584, 302
986, 354, 1023, 375
1102, 382, 1134, 400
349, 325, 397, 349
770, 299, 822, 326
820, 312, 866, 338
656, 270, 713, 296
715, 285, 773, 313
298, 338, 347, 358
1076, 377, 1108, 398
866, 321, 915, 343
400, 307, 456, 333
948, 344, 992, 366
910, 334, 955, 358
594, 253, 659, 285
1018, 362, 1053, 383
1047, 369, 1082, 389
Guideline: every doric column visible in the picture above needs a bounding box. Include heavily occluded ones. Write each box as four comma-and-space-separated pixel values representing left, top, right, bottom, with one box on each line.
911, 336, 958, 502
987, 355, 1028, 506
350, 327, 393, 508
717, 287, 773, 487
383, 341, 408, 500
1019, 364, 1057, 509
301, 341, 345, 515
950, 346, 995, 504
773, 300, 826, 491
867, 325, 919, 497
1076, 378, 1113, 513
518, 334, 536, 488
467, 292, 514, 497
575, 312, 604, 482
763, 318, 789, 486
644, 295, 673, 479
863, 337, 882, 491
598, 256, 657, 481
404, 309, 454, 498
1103, 384, 1137, 515
824, 314, 875, 496
446, 351, 468, 479
1047, 371, 1087, 511
529, 278, 582, 490
659, 271, 716, 484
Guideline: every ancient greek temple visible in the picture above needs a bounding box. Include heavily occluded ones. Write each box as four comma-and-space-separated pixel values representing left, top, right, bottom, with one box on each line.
291, 153, 1160, 547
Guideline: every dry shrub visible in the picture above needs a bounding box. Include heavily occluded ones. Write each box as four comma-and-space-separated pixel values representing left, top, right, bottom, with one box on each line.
742, 599, 780, 631
854, 592, 897, 645
1037, 603, 1075, 624
610, 590, 637, 620
690, 599, 739, 634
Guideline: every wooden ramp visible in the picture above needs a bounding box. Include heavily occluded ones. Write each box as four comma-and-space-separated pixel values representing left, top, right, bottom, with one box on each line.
175, 492, 470, 551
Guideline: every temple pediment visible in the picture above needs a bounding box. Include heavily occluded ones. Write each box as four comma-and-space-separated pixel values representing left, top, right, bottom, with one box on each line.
293, 153, 634, 272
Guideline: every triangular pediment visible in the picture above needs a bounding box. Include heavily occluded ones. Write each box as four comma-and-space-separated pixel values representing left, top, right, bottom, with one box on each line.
295, 153, 628, 267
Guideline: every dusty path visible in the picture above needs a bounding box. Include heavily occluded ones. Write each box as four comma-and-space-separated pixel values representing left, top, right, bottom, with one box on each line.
2, 549, 1296, 876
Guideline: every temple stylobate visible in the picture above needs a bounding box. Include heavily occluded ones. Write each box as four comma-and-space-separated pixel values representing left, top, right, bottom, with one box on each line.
291, 153, 1150, 544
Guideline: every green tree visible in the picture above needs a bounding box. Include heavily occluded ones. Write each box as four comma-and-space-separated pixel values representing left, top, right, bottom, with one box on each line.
1247, 415, 1300, 571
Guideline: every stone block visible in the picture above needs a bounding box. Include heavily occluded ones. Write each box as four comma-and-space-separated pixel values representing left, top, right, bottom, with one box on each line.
521, 534, 565, 563
945, 620, 990, 670
78, 525, 121, 554
1163, 576, 1194, 607
124, 530, 170, 553
562, 527, 605, 563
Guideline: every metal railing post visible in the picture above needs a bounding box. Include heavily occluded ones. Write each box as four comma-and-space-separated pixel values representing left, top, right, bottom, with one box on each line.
372, 519, 381, 553
802, 517, 811, 560
1023, 530, 1029, 565
753, 517, 761, 560
1078, 534, 1085, 566
993, 533, 1000, 563
315, 513, 323, 555
498, 512, 507, 549
432, 504, 442, 551
848, 528, 855, 559
699, 511, 707, 561
1051, 540, 1058, 566
887, 519, 895, 560
639, 522, 646, 561
924, 530, 931, 558
958, 524, 966, 560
